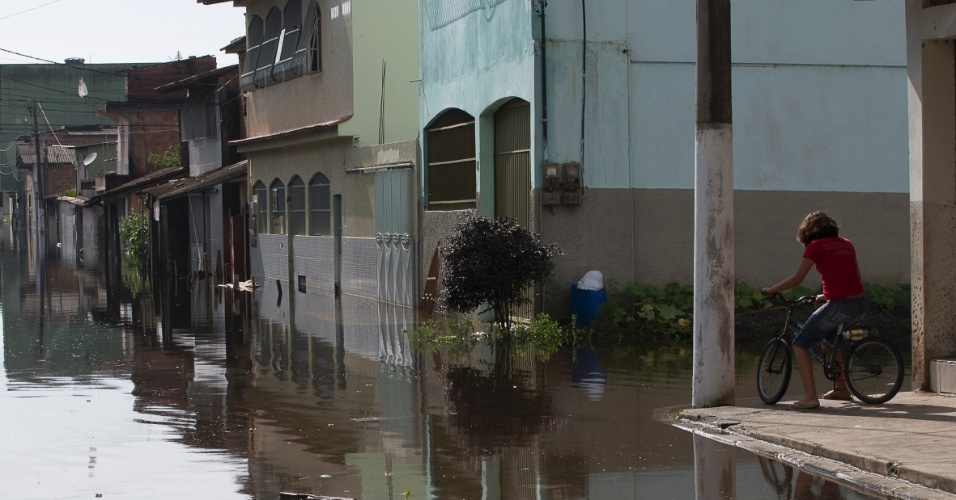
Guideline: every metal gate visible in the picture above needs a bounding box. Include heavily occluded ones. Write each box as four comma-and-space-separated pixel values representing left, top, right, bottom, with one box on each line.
375, 168, 415, 307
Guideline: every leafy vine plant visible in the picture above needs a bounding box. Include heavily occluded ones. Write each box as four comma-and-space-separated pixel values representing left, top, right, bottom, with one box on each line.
118, 212, 150, 260
147, 145, 180, 170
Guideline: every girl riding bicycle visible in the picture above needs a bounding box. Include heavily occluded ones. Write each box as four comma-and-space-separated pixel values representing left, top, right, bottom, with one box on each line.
761, 211, 867, 410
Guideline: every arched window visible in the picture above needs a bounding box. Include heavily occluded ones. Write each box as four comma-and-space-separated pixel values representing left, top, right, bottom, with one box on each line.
426, 108, 476, 210
309, 173, 331, 235
270, 179, 286, 235
252, 181, 268, 234
288, 176, 306, 235
295, 1, 321, 75
255, 7, 283, 88
241, 15, 263, 91
273, 0, 303, 82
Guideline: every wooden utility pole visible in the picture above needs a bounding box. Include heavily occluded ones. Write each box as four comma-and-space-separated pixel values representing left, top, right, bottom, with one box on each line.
693, 0, 734, 408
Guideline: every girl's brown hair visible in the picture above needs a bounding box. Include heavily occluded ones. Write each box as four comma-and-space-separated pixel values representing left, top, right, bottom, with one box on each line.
796, 211, 839, 246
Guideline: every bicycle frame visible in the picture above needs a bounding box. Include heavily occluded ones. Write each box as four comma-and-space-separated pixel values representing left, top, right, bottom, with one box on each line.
776, 296, 853, 382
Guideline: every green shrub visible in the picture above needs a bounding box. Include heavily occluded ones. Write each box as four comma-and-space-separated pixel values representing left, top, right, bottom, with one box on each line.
511, 313, 572, 357
148, 145, 180, 170
441, 214, 560, 333
593, 282, 693, 340
864, 283, 911, 312
413, 313, 579, 360
591, 281, 909, 341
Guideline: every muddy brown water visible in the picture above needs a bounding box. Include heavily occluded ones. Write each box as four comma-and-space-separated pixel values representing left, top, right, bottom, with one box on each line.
0, 232, 887, 499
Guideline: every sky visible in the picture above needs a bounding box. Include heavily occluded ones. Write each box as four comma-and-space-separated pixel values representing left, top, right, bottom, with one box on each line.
0, 0, 246, 67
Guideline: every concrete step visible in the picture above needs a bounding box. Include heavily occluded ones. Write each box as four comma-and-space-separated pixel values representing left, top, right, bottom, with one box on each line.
930, 358, 956, 394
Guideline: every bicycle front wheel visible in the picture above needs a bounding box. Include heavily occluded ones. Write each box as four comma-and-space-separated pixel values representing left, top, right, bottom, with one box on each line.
845, 337, 904, 404
757, 338, 792, 405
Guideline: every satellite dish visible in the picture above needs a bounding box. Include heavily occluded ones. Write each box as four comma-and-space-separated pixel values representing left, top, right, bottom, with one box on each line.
81, 152, 97, 166
78, 77, 88, 98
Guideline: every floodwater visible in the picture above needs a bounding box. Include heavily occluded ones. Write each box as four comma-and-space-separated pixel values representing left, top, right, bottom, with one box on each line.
0, 228, 895, 499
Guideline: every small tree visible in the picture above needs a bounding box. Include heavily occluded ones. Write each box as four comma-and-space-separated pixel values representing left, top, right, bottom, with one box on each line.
441, 214, 560, 332
119, 212, 150, 260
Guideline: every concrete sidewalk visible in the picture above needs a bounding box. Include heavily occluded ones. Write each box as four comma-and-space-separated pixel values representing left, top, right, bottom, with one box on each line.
673, 391, 956, 499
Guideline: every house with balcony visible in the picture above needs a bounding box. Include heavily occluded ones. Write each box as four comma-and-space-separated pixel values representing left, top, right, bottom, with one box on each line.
201, 0, 420, 323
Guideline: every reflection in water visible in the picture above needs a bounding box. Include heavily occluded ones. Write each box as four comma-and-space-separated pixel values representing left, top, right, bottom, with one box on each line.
0, 225, 883, 499
695, 434, 735, 499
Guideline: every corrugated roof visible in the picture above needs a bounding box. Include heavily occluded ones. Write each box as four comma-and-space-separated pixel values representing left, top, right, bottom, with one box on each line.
146, 160, 247, 201
17, 144, 77, 165
230, 116, 351, 147
83, 165, 186, 206
56, 195, 89, 206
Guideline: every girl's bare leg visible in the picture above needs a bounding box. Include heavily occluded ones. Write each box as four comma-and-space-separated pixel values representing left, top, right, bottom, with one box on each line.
824, 348, 852, 398
792, 346, 820, 407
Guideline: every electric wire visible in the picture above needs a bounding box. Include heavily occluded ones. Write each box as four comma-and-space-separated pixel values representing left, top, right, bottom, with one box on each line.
0, 0, 64, 22
0, 47, 215, 87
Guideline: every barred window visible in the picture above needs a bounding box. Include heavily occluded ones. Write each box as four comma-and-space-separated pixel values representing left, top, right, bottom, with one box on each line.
289, 176, 306, 235
270, 179, 286, 235
252, 181, 268, 234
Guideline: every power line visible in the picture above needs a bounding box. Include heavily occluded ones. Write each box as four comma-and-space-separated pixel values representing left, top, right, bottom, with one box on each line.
0, 46, 217, 86
0, 0, 64, 22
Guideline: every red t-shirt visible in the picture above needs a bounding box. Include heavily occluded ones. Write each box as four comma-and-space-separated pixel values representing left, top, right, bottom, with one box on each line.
803, 236, 864, 301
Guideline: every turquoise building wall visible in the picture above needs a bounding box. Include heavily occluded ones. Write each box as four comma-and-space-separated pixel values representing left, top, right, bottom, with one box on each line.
419, 0, 910, 319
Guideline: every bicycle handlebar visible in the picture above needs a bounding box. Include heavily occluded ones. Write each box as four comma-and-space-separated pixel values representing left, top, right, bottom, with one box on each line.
765, 293, 817, 307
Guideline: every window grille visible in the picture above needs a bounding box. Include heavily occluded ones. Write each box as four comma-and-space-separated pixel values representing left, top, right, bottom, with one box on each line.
253, 181, 268, 234
270, 179, 286, 235
309, 172, 331, 235
289, 176, 306, 235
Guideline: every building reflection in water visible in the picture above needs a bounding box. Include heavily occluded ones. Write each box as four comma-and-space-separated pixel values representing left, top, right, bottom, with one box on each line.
2, 223, 878, 499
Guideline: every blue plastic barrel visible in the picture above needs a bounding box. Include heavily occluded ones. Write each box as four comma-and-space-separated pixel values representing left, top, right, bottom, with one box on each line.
570, 283, 607, 326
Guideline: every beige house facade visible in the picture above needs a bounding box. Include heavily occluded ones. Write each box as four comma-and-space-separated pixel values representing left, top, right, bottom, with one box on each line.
207, 0, 420, 320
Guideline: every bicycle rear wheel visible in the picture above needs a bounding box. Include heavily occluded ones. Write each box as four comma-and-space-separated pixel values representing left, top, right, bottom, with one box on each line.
845, 337, 904, 404
757, 338, 792, 405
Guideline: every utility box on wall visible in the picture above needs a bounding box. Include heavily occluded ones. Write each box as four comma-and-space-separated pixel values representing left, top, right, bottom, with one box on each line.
542, 162, 560, 206
561, 162, 582, 206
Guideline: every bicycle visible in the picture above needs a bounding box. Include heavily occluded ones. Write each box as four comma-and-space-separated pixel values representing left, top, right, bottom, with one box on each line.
756, 294, 904, 405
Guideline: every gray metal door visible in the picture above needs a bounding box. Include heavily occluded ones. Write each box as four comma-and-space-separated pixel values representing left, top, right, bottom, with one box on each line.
494, 99, 533, 320
494, 99, 531, 229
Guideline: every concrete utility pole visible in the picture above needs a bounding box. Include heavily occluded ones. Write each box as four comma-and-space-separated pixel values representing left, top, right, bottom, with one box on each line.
692, 0, 734, 408
31, 102, 41, 246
